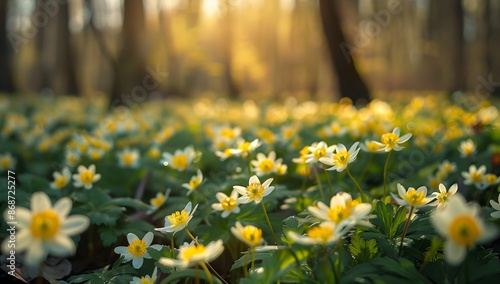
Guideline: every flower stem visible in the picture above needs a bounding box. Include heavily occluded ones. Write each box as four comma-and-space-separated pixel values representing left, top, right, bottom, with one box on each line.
347, 167, 366, 202
398, 206, 414, 256
171, 234, 175, 258
313, 166, 325, 200
383, 151, 392, 197
200, 263, 213, 284
261, 200, 279, 245
323, 165, 333, 198
185, 227, 198, 244
251, 246, 256, 270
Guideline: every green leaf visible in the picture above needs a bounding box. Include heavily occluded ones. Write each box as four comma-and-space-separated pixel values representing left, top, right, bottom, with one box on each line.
160, 269, 223, 284
348, 231, 378, 265
110, 197, 150, 210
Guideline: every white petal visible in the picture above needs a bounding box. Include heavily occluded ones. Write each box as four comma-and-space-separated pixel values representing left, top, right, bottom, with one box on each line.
490, 200, 500, 211
61, 215, 90, 235
397, 184, 406, 199
184, 202, 192, 214
490, 211, 500, 218
46, 234, 75, 256
32, 192, 51, 213
54, 197, 72, 218
237, 196, 251, 204
262, 186, 275, 197
398, 133, 412, 143
249, 175, 260, 184
127, 233, 139, 244
14, 207, 31, 229
262, 178, 273, 188
132, 257, 144, 269
211, 204, 223, 211
114, 246, 129, 255
444, 241, 466, 266
25, 240, 46, 267
233, 186, 247, 195
216, 192, 228, 202
143, 232, 154, 246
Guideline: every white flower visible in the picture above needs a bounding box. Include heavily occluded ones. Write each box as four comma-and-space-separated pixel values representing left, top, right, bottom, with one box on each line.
287, 222, 348, 246
490, 195, 500, 218
161, 146, 196, 171
0, 152, 16, 171
431, 194, 497, 265
159, 240, 224, 268
229, 138, 261, 157
147, 189, 171, 215
319, 142, 360, 172
250, 151, 283, 176
305, 141, 336, 164
182, 169, 204, 195
431, 183, 458, 210
50, 167, 71, 190
130, 267, 157, 284
374, 127, 412, 152
438, 160, 457, 174
211, 189, 240, 218
461, 165, 486, 188
117, 148, 140, 168
458, 139, 476, 157
1, 192, 90, 267
307, 192, 372, 227
114, 232, 162, 269
72, 164, 101, 189
482, 173, 500, 189
230, 222, 263, 247
391, 184, 433, 208
234, 175, 275, 204
155, 202, 198, 234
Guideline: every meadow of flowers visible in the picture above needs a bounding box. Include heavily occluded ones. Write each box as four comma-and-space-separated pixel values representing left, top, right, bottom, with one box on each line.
1, 95, 500, 283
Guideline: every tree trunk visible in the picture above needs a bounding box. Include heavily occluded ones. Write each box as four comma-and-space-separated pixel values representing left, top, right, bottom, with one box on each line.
451, 0, 466, 92
0, 0, 14, 93
56, 2, 79, 95
318, 0, 371, 104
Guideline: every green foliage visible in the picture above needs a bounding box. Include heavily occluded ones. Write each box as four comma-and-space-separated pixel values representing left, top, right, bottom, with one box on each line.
67, 256, 136, 284
348, 231, 378, 266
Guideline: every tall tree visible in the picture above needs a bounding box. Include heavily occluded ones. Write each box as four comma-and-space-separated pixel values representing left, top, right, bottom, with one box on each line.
56, 1, 79, 95
318, 0, 371, 103
0, 0, 14, 93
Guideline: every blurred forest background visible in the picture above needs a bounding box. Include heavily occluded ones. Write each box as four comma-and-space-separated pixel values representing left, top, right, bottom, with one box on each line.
0, 0, 500, 104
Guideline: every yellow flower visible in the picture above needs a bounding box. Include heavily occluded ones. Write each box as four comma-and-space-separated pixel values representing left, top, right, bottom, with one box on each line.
182, 169, 204, 195
159, 240, 224, 268
458, 139, 476, 157
1, 192, 89, 267
113, 232, 162, 269
211, 189, 240, 218
72, 164, 101, 189
234, 175, 275, 204
391, 183, 433, 208
155, 202, 198, 234
130, 267, 157, 284
305, 141, 336, 164
229, 138, 261, 157
374, 127, 412, 152
319, 142, 360, 172
231, 222, 263, 247
431, 194, 497, 265
360, 140, 383, 153
50, 167, 71, 190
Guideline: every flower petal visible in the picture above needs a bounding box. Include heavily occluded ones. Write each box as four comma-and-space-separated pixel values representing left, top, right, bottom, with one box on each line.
444, 241, 466, 266
61, 215, 90, 235
31, 192, 51, 213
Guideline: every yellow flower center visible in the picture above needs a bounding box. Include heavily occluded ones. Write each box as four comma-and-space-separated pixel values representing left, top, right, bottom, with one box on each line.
79, 143, 88, 153
258, 159, 274, 173
30, 209, 61, 240
137, 276, 155, 284
461, 145, 474, 155
122, 153, 135, 165
127, 239, 147, 257
246, 182, 265, 200
437, 192, 450, 205
172, 154, 188, 170
299, 146, 310, 157
241, 226, 262, 246
54, 176, 68, 188
449, 215, 480, 246
167, 210, 189, 227
221, 128, 236, 139
150, 193, 165, 208
221, 197, 237, 211
405, 188, 426, 206
314, 148, 326, 160
470, 172, 483, 183
381, 133, 399, 148
333, 151, 350, 169
443, 164, 454, 173
148, 148, 160, 159
80, 170, 95, 185
1, 157, 11, 168
327, 205, 351, 224
238, 142, 251, 152
307, 225, 334, 243
484, 174, 498, 184
366, 141, 380, 152
90, 150, 101, 160
180, 244, 206, 261
189, 177, 201, 189
296, 164, 310, 176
